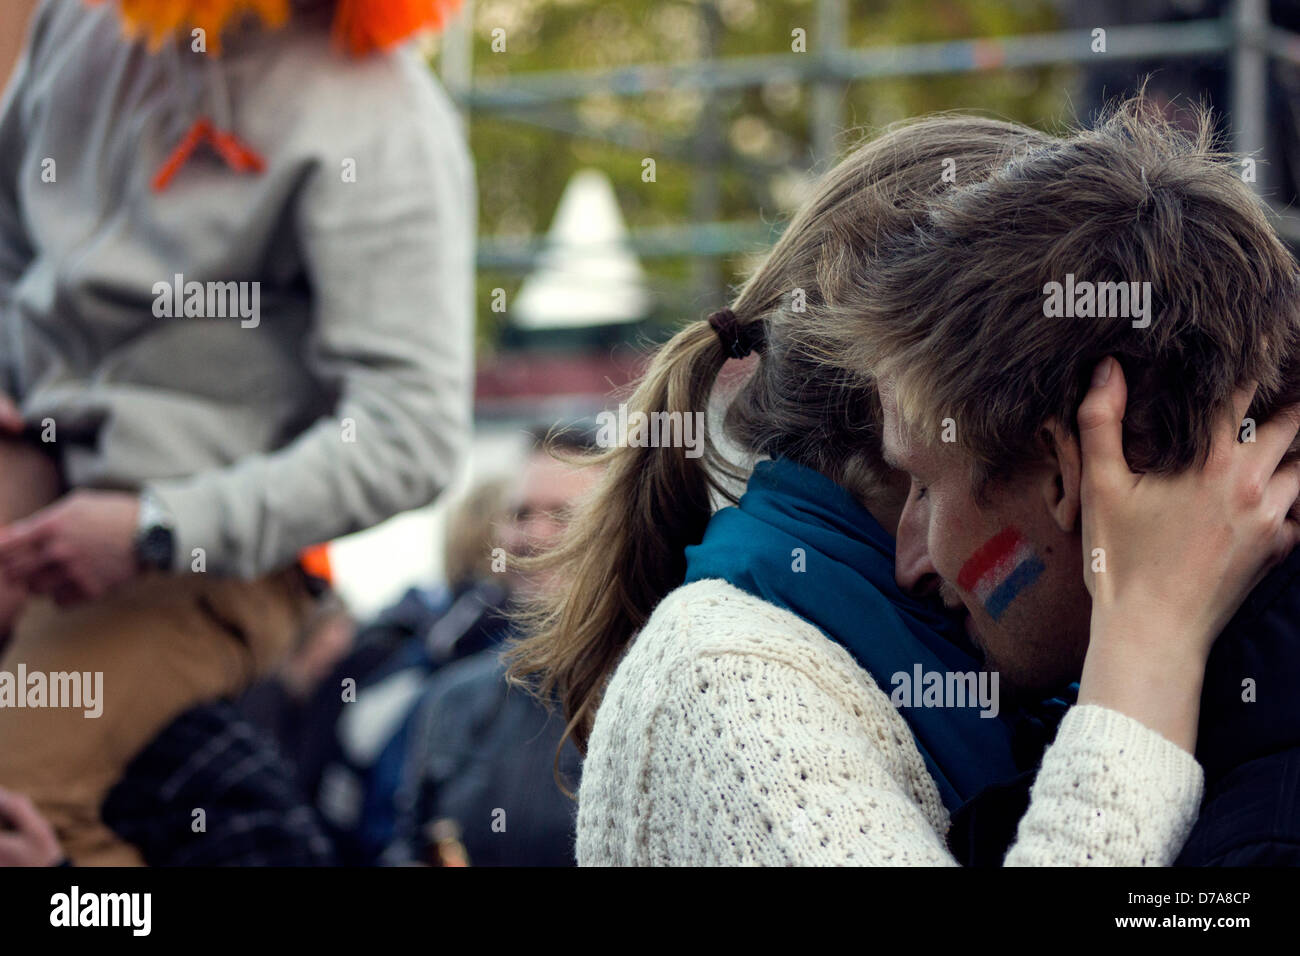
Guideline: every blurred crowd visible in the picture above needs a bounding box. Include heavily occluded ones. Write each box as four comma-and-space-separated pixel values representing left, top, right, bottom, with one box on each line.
30, 422, 599, 868
0, 0, 595, 868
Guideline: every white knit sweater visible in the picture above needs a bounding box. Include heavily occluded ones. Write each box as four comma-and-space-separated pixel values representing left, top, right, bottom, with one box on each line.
576, 579, 1205, 866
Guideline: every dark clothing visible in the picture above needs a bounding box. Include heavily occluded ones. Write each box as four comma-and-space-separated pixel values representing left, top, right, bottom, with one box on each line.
304, 580, 514, 865
1177, 546, 1300, 865
384, 649, 582, 867
103, 701, 336, 866
240, 585, 453, 793
947, 770, 1035, 868
1177, 750, 1300, 865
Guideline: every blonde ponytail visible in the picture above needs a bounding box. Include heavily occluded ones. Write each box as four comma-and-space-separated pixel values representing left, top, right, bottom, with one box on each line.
505, 315, 755, 756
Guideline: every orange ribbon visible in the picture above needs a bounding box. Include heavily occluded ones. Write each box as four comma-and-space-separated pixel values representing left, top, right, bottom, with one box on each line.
151, 117, 267, 192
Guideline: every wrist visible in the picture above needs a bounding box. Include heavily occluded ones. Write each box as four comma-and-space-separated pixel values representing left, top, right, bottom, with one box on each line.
1081, 612, 1208, 752
1090, 596, 1215, 666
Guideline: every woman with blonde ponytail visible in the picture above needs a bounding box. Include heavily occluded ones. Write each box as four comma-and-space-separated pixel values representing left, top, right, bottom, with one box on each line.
506, 115, 1294, 866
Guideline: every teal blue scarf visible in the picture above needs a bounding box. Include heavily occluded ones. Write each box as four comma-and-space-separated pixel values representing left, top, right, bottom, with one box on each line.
683, 457, 1020, 811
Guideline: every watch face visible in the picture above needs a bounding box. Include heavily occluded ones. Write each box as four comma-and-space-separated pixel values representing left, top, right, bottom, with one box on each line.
138, 525, 175, 571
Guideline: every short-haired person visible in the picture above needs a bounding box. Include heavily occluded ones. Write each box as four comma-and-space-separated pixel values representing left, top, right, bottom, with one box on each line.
508, 111, 1300, 866
846, 100, 1300, 865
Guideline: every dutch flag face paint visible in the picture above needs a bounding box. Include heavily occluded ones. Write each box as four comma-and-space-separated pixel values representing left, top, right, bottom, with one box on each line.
956, 527, 1046, 622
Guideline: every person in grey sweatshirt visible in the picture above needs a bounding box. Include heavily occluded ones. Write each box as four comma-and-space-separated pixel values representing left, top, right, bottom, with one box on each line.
0, 0, 474, 864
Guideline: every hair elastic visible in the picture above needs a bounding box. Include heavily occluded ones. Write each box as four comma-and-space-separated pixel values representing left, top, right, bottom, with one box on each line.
707, 307, 763, 359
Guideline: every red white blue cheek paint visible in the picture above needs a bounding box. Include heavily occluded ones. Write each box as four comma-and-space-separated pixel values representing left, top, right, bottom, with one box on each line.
956, 527, 1046, 621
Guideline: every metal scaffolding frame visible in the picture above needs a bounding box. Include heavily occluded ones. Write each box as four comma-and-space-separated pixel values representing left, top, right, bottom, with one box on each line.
442, 1, 1294, 307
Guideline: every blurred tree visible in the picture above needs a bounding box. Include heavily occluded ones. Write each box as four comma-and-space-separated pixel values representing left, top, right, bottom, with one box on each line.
437, 0, 1072, 349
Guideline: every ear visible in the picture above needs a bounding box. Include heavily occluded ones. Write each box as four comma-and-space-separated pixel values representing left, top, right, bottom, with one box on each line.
1039, 417, 1081, 533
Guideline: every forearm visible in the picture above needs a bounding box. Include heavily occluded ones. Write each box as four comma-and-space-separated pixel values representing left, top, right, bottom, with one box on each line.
1078, 606, 1210, 753
146, 385, 469, 578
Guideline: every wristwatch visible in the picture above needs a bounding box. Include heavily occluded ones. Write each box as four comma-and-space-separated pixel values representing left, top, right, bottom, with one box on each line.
135, 489, 176, 572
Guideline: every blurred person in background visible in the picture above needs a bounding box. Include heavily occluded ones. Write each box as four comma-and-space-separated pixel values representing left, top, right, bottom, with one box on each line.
305, 474, 518, 863
0, 0, 473, 864
380, 424, 601, 867
0, 413, 597, 870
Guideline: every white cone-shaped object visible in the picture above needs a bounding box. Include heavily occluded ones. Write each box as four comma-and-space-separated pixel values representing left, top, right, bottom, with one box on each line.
513, 168, 651, 329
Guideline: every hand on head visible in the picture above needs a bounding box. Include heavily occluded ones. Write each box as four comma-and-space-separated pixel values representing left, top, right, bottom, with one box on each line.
1075, 357, 1300, 749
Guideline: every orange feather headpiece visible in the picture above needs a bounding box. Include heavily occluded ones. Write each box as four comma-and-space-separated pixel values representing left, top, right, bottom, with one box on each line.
87, 0, 466, 190
88, 0, 464, 56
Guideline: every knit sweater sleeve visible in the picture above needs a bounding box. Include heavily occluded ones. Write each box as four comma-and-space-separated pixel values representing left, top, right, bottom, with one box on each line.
627, 647, 1203, 866
1003, 704, 1203, 865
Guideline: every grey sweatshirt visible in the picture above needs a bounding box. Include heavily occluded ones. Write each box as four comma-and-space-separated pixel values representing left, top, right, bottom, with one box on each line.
0, 0, 475, 578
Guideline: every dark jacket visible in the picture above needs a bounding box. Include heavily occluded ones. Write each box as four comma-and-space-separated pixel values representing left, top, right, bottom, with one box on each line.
305, 579, 514, 865
383, 649, 582, 867
1177, 545, 1300, 865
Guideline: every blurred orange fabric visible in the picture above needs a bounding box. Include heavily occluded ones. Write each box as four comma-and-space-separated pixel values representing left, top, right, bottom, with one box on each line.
85, 0, 463, 55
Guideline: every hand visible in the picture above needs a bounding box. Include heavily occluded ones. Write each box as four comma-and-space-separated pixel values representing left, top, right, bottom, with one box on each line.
0, 490, 142, 605
1075, 357, 1300, 750
0, 788, 64, 867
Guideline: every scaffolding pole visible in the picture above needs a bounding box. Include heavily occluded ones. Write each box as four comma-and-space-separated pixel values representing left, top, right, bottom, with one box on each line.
462, 3, 1300, 268
1233, 0, 1270, 197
